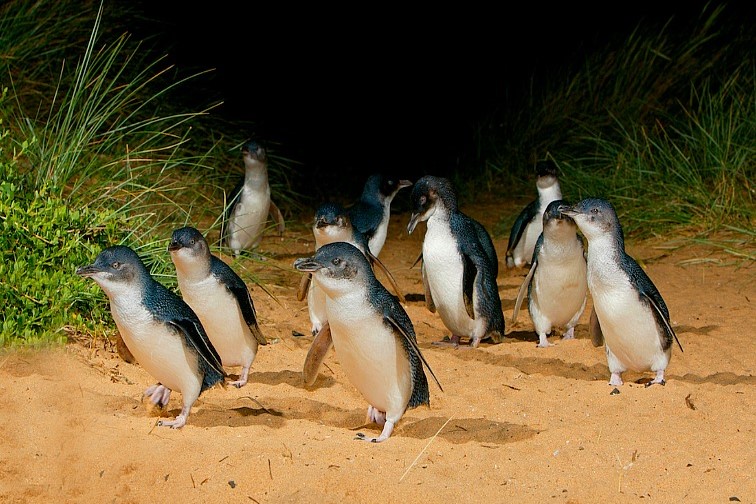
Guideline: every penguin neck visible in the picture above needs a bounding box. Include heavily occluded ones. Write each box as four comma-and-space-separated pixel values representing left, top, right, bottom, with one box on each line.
426, 200, 452, 227
536, 180, 561, 210
314, 225, 352, 249
542, 224, 582, 257
173, 254, 212, 284
585, 232, 624, 274
244, 160, 269, 187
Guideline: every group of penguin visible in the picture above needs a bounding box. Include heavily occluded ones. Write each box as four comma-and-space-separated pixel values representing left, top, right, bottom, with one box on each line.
76, 141, 683, 443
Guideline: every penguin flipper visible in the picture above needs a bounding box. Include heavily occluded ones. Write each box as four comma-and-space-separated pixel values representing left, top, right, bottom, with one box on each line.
168, 318, 226, 378
221, 178, 244, 245
641, 291, 683, 353
384, 314, 442, 393
589, 307, 604, 347
297, 273, 312, 302
462, 254, 476, 320
368, 251, 405, 303
411, 252, 422, 269
302, 322, 332, 387
232, 285, 268, 345
421, 260, 435, 313
512, 259, 537, 324
506, 200, 538, 263
269, 200, 286, 235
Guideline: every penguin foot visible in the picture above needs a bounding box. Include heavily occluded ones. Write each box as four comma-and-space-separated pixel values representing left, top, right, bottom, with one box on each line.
158, 414, 187, 429
645, 371, 666, 387
561, 327, 576, 340
144, 384, 172, 408
367, 406, 386, 426
229, 365, 251, 388
537, 334, 552, 348
355, 420, 395, 443
432, 335, 462, 348
609, 373, 624, 387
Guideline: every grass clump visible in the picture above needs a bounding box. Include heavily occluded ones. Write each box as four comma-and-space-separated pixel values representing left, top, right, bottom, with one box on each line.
478, 3, 754, 238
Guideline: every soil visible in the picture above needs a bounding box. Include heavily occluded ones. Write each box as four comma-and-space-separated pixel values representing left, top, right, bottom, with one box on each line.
1, 196, 754, 503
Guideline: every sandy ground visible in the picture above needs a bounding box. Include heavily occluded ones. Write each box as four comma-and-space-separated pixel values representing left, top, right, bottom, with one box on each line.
1, 198, 754, 504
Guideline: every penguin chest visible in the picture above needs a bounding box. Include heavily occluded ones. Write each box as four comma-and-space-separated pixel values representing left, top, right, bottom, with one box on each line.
325, 294, 412, 418
368, 206, 391, 256
515, 218, 543, 266
178, 277, 256, 367
229, 185, 271, 250
588, 267, 667, 372
531, 249, 587, 327
422, 221, 475, 336
110, 298, 201, 393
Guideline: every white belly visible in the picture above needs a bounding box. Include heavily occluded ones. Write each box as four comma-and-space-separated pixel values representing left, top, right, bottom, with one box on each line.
514, 219, 542, 266
589, 266, 668, 372
178, 277, 257, 368
423, 220, 476, 336
111, 297, 202, 395
326, 293, 411, 420
531, 252, 587, 329
229, 185, 271, 251
368, 208, 391, 256
307, 277, 328, 334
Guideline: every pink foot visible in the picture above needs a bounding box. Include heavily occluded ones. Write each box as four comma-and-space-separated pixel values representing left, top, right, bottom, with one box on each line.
144, 384, 171, 408
609, 372, 623, 386
561, 327, 575, 340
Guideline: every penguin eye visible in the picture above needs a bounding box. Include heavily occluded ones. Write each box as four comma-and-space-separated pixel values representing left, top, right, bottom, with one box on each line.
419, 195, 427, 205
591, 208, 599, 214
332, 258, 341, 266
190, 239, 196, 245
112, 261, 121, 269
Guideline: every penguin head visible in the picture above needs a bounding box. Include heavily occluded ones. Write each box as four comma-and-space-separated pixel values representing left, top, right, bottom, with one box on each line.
76, 245, 148, 298
313, 202, 353, 247
535, 160, 559, 189
360, 174, 412, 204
293, 242, 370, 297
542, 199, 577, 235
559, 198, 623, 242
407, 175, 456, 233
242, 140, 267, 163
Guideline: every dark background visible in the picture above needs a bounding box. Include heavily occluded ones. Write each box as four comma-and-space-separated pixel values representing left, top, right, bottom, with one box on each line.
129, 1, 739, 194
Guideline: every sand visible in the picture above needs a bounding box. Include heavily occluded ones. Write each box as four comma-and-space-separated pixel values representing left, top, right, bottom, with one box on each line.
1, 199, 753, 503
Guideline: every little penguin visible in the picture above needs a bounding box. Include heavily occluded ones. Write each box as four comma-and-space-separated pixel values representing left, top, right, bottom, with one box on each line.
168, 226, 268, 388
222, 140, 286, 256
512, 200, 588, 348
559, 198, 683, 386
407, 175, 505, 348
347, 174, 412, 256
506, 160, 562, 268
293, 242, 441, 443
76, 245, 225, 428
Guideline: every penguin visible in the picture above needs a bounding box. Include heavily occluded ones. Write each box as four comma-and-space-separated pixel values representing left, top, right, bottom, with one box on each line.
293, 242, 441, 443
222, 140, 286, 256
168, 226, 268, 388
347, 174, 412, 256
511, 200, 588, 348
76, 245, 225, 428
407, 175, 505, 348
506, 160, 562, 268
559, 198, 683, 386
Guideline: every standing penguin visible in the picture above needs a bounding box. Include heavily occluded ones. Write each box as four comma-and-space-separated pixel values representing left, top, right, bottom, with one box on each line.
559, 198, 683, 386
512, 200, 588, 348
347, 174, 412, 256
76, 246, 225, 428
168, 226, 268, 388
407, 175, 505, 348
506, 160, 562, 268
294, 242, 441, 443
223, 140, 286, 256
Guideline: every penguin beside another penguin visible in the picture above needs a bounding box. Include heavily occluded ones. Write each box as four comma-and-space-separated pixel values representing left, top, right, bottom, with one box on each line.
76, 246, 225, 428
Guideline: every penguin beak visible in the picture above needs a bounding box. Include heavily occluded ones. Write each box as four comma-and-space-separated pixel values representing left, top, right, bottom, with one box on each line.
167, 240, 182, 252
294, 257, 324, 273
407, 213, 421, 234
398, 179, 413, 190
558, 204, 578, 218
75, 264, 101, 277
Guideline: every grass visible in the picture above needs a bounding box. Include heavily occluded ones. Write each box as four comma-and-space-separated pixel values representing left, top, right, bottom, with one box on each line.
474, 3, 754, 240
